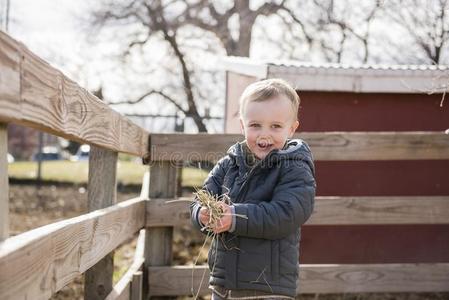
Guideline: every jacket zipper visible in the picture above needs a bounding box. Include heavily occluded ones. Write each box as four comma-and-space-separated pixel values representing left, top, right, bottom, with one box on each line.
235, 152, 274, 202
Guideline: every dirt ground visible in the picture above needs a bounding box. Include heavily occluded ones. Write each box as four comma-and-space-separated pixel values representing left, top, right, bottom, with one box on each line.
8, 184, 448, 300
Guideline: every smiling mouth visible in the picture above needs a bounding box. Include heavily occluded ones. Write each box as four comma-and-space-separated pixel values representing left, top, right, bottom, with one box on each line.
257, 142, 273, 149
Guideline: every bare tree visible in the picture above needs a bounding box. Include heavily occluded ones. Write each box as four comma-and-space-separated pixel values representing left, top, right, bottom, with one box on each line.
382, 0, 449, 64
313, 0, 381, 63
91, 1, 210, 131
178, 0, 290, 56
272, 0, 381, 63
89, 0, 309, 132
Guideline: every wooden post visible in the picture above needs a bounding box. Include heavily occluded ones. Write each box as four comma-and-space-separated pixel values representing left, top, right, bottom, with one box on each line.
84, 146, 118, 300
143, 161, 178, 299
0, 123, 9, 240
131, 271, 143, 300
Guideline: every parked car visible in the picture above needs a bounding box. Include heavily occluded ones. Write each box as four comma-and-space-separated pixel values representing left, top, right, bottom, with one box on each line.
70, 144, 90, 161
32, 146, 63, 161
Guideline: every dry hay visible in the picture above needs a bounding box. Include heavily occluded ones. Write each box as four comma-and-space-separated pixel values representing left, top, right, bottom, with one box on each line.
194, 189, 226, 232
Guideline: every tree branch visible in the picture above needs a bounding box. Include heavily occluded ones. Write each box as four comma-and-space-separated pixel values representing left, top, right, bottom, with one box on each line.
107, 89, 186, 114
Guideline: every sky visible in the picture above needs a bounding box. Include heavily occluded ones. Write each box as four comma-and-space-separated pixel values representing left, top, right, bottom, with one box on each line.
9, 0, 88, 70
8, 0, 115, 105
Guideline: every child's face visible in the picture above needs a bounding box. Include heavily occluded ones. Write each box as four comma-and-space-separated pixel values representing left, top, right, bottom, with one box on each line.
240, 95, 299, 160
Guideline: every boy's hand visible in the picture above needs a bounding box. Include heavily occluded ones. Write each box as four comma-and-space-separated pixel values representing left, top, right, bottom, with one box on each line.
199, 207, 210, 226
213, 202, 232, 234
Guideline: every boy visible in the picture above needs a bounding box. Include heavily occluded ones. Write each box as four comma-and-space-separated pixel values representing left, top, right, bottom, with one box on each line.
190, 79, 316, 299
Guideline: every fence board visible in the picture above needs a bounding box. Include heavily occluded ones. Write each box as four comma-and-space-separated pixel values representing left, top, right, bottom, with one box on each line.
308, 196, 449, 225
148, 132, 449, 161
0, 197, 146, 300
105, 229, 146, 300
146, 196, 449, 227
144, 161, 178, 300
0, 33, 21, 121
0, 124, 8, 240
148, 263, 449, 295
85, 146, 118, 299
131, 271, 143, 300
0, 32, 148, 156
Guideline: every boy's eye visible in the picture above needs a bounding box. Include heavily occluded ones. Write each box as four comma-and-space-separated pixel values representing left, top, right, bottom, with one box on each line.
249, 123, 260, 127
272, 124, 282, 129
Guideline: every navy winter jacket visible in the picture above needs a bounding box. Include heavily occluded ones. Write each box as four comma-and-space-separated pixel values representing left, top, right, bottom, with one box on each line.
190, 139, 316, 297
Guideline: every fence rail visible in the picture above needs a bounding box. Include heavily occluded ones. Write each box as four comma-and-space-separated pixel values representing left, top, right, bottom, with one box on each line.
0, 197, 145, 300
146, 196, 449, 227
149, 132, 449, 161
148, 264, 449, 296
0, 32, 148, 156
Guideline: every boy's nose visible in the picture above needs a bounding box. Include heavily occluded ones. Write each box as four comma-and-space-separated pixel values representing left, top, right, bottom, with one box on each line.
257, 132, 272, 143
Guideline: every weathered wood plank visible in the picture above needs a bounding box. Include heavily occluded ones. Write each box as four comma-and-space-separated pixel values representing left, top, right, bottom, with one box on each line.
149, 133, 240, 162
146, 198, 192, 227
0, 33, 21, 121
131, 271, 143, 300
0, 197, 146, 300
0, 32, 148, 156
148, 132, 449, 161
144, 161, 178, 300
85, 146, 118, 300
146, 196, 449, 227
0, 124, 8, 240
87, 147, 118, 212
308, 196, 449, 225
148, 264, 449, 295
105, 229, 146, 300
299, 263, 449, 293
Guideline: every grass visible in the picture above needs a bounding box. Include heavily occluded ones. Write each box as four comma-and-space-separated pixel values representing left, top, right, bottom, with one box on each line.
8, 160, 208, 187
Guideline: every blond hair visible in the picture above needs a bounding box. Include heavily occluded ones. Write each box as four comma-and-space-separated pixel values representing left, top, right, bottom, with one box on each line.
239, 78, 300, 120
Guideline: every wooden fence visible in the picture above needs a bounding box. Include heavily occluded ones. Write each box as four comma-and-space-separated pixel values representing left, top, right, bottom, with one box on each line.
1, 31, 449, 299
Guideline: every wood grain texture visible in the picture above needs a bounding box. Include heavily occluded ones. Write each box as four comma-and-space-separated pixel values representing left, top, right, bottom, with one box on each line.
148, 263, 449, 295
0, 32, 148, 156
0, 33, 21, 121
87, 146, 118, 211
308, 196, 449, 225
0, 124, 8, 240
131, 271, 143, 300
146, 196, 449, 227
149, 132, 449, 161
144, 162, 178, 300
0, 197, 146, 300
146, 198, 192, 227
85, 146, 118, 300
105, 229, 146, 300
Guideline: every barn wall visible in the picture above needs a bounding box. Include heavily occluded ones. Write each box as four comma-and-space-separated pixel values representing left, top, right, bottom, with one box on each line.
225, 73, 449, 263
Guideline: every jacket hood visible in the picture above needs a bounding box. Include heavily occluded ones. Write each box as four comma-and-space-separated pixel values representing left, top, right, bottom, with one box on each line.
227, 139, 315, 175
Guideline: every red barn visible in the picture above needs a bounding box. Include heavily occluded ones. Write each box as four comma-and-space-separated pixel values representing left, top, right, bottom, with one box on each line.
223, 57, 449, 264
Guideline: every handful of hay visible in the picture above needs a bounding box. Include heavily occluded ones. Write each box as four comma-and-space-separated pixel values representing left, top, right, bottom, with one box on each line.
194, 189, 226, 231
194, 188, 247, 232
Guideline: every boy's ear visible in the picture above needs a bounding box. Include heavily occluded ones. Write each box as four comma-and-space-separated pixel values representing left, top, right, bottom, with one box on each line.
289, 120, 300, 137
239, 118, 245, 135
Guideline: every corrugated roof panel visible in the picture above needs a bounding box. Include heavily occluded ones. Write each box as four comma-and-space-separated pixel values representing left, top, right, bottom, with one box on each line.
223, 57, 449, 93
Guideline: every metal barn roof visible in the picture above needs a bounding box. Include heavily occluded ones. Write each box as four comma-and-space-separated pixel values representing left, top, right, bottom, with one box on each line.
223, 57, 449, 93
